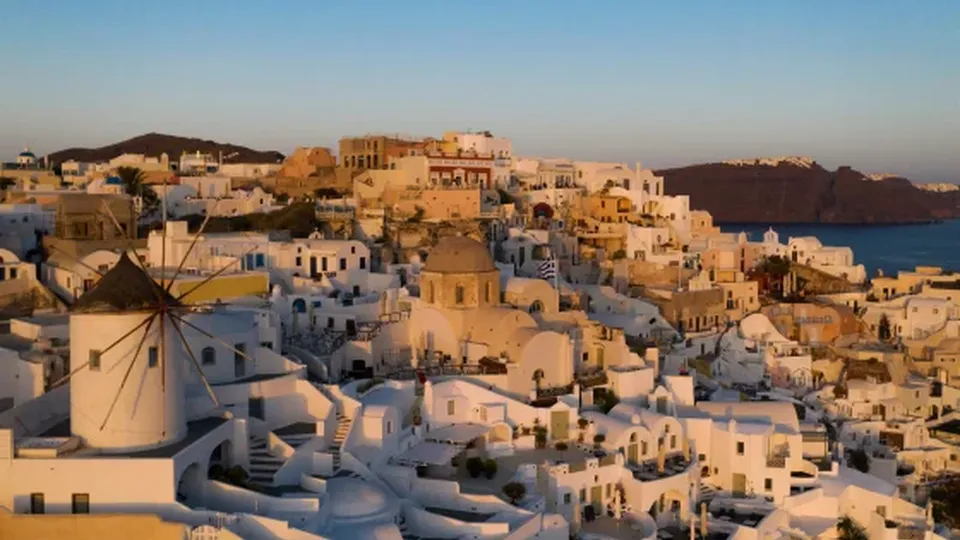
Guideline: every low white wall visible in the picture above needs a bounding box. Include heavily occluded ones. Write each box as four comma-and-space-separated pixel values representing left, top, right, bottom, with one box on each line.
202, 479, 319, 517
404, 503, 509, 539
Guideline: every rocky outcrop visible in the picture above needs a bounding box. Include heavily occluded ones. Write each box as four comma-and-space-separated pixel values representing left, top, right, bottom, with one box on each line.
48, 133, 284, 165
657, 158, 959, 224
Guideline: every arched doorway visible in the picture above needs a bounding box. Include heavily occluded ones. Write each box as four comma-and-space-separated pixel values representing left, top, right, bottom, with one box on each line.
177, 463, 205, 505
648, 489, 687, 525
209, 440, 233, 475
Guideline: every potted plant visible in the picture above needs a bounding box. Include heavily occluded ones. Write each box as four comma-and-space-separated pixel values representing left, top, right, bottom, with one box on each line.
484, 459, 498, 479
502, 482, 527, 505
593, 433, 606, 448
466, 457, 485, 478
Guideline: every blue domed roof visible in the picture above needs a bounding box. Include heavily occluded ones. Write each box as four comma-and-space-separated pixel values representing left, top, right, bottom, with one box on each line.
18, 150, 35, 158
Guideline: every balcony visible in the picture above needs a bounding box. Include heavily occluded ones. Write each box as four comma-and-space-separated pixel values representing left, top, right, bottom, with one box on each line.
766, 455, 787, 468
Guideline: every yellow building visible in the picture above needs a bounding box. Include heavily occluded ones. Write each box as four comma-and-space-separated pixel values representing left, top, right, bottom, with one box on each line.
0, 512, 207, 540
161, 271, 270, 304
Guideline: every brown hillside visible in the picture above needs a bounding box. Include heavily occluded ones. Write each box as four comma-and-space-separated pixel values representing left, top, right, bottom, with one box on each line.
47, 133, 284, 165
656, 159, 959, 224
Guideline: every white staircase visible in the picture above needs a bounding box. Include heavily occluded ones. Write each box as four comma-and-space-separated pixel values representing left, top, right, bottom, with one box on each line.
278, 432, 314, 449
329, 413, 353, 473
248, 435, 285, 487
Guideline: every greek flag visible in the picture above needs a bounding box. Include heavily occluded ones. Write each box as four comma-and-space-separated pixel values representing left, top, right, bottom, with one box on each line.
537, 258, 557, 280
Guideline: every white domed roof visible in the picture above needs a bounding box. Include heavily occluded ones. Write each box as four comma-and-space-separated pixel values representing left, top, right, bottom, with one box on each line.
327, 477, 389, 519
423, 235, 495, 274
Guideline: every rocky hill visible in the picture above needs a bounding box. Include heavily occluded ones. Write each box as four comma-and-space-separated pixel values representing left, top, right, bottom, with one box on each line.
47, 133, 284, 165
656, 157, 959, 224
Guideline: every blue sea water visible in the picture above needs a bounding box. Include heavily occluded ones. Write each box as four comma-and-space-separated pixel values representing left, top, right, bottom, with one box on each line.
721, 220, 960, 278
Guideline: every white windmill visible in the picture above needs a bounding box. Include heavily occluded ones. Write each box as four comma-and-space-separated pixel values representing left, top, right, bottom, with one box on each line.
45, 195, 258, 452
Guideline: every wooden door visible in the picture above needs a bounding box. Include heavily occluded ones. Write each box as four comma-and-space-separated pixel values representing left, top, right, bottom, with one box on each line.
733, 473, 747, 496
550, 411, 569, 440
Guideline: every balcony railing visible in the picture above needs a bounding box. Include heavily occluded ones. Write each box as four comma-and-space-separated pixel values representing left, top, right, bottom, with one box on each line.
766, 456, 787, 468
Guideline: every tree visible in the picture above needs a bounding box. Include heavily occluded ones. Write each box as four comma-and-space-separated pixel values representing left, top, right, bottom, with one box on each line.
502, 482, 526, 505
466, 457, 485, 478
930, 476, 960, 529
116, 166, 160, 217
877, 314, 892, 341
847, 447, 870, 473
484, 459, 498, 479
836, 516, 868, 540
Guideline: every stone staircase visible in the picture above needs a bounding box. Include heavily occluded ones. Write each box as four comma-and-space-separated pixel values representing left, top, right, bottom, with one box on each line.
274, 422, 317, 449
328, 413, 353, 473
247, 435, 285, 487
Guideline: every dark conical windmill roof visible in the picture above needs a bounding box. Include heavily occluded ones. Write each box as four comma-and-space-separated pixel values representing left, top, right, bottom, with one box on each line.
72, 252, 179, 313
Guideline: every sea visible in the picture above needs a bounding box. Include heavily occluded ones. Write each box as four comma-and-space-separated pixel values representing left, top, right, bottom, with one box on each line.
720, 220, 960, 278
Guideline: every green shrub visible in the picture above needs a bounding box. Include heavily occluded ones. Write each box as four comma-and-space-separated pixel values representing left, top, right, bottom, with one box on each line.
502, 482, 526, 505
466, 457, 485, 478
484, 459, 498, 479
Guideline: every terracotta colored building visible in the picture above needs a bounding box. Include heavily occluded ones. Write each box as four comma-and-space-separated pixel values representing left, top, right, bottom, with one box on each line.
338, 135, 424, 171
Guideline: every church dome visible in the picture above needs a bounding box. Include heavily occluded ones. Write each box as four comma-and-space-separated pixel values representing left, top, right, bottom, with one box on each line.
424, 235, 495, 274
18, 150, 35, 159
72, 252, 179, 314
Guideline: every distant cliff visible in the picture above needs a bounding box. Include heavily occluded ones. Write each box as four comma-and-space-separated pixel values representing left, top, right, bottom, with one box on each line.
47, 133, 284, 165
656, 157, 959, 224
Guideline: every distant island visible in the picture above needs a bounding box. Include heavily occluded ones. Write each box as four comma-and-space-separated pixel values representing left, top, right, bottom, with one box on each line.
657, 156, 958, 224
46, 132, 285, 165
42, 135, 958, 225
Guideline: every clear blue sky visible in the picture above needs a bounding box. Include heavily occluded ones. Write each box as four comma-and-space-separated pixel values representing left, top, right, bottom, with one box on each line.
1, 0, 958, 181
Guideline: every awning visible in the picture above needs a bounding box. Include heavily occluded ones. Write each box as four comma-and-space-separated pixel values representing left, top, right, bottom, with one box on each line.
394, 442, 463, 466
424, 423, 490, 445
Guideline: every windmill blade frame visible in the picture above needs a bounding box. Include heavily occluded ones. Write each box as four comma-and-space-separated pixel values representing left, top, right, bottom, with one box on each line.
163, 200, 221, 295
173, 244, 259, 303
99, 314, 157, 430
46, 244, 105, 279
171, 313, 257, 365
49, 312, 157, 389
169, 315, 220, 406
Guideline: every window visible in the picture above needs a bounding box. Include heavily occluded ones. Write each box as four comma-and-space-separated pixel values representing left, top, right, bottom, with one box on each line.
327, 317, 334, 329
339, 258, 347, 270
322, 257, 328, 271
351, 246, 356, 254
295, 256, 302, 267
89, 350, 101, 371
72, 493, 90, 514
455, 284, 465, 304
764, 478, 772, 491
579, 488, 586, 502
234, 343, 246, 378
563, 493, 571, 504
736, 441, 745, 455
485, 282, 492, 303
148, 346, 159, 368
641, 441, 648, 455
386, 421, 392, 435
30, 493, 44, 514
447, 400, 455, 415
360, 257, 366, 270
670, 435, 676, 449
202, 347, 216, 365
255, 253, 265, 268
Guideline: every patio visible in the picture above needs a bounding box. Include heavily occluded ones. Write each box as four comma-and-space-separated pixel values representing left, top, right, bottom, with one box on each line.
629, 454, 693, 481
444, 447, 602, 496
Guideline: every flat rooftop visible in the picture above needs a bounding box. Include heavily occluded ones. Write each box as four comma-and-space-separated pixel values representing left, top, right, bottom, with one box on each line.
39, 416, 228, 458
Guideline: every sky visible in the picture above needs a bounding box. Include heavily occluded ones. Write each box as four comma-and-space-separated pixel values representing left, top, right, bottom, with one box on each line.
1, 1, 958, 181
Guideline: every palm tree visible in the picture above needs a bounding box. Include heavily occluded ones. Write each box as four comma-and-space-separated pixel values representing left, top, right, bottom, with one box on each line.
836, 516, 868, 540
116, 166, 160, 217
